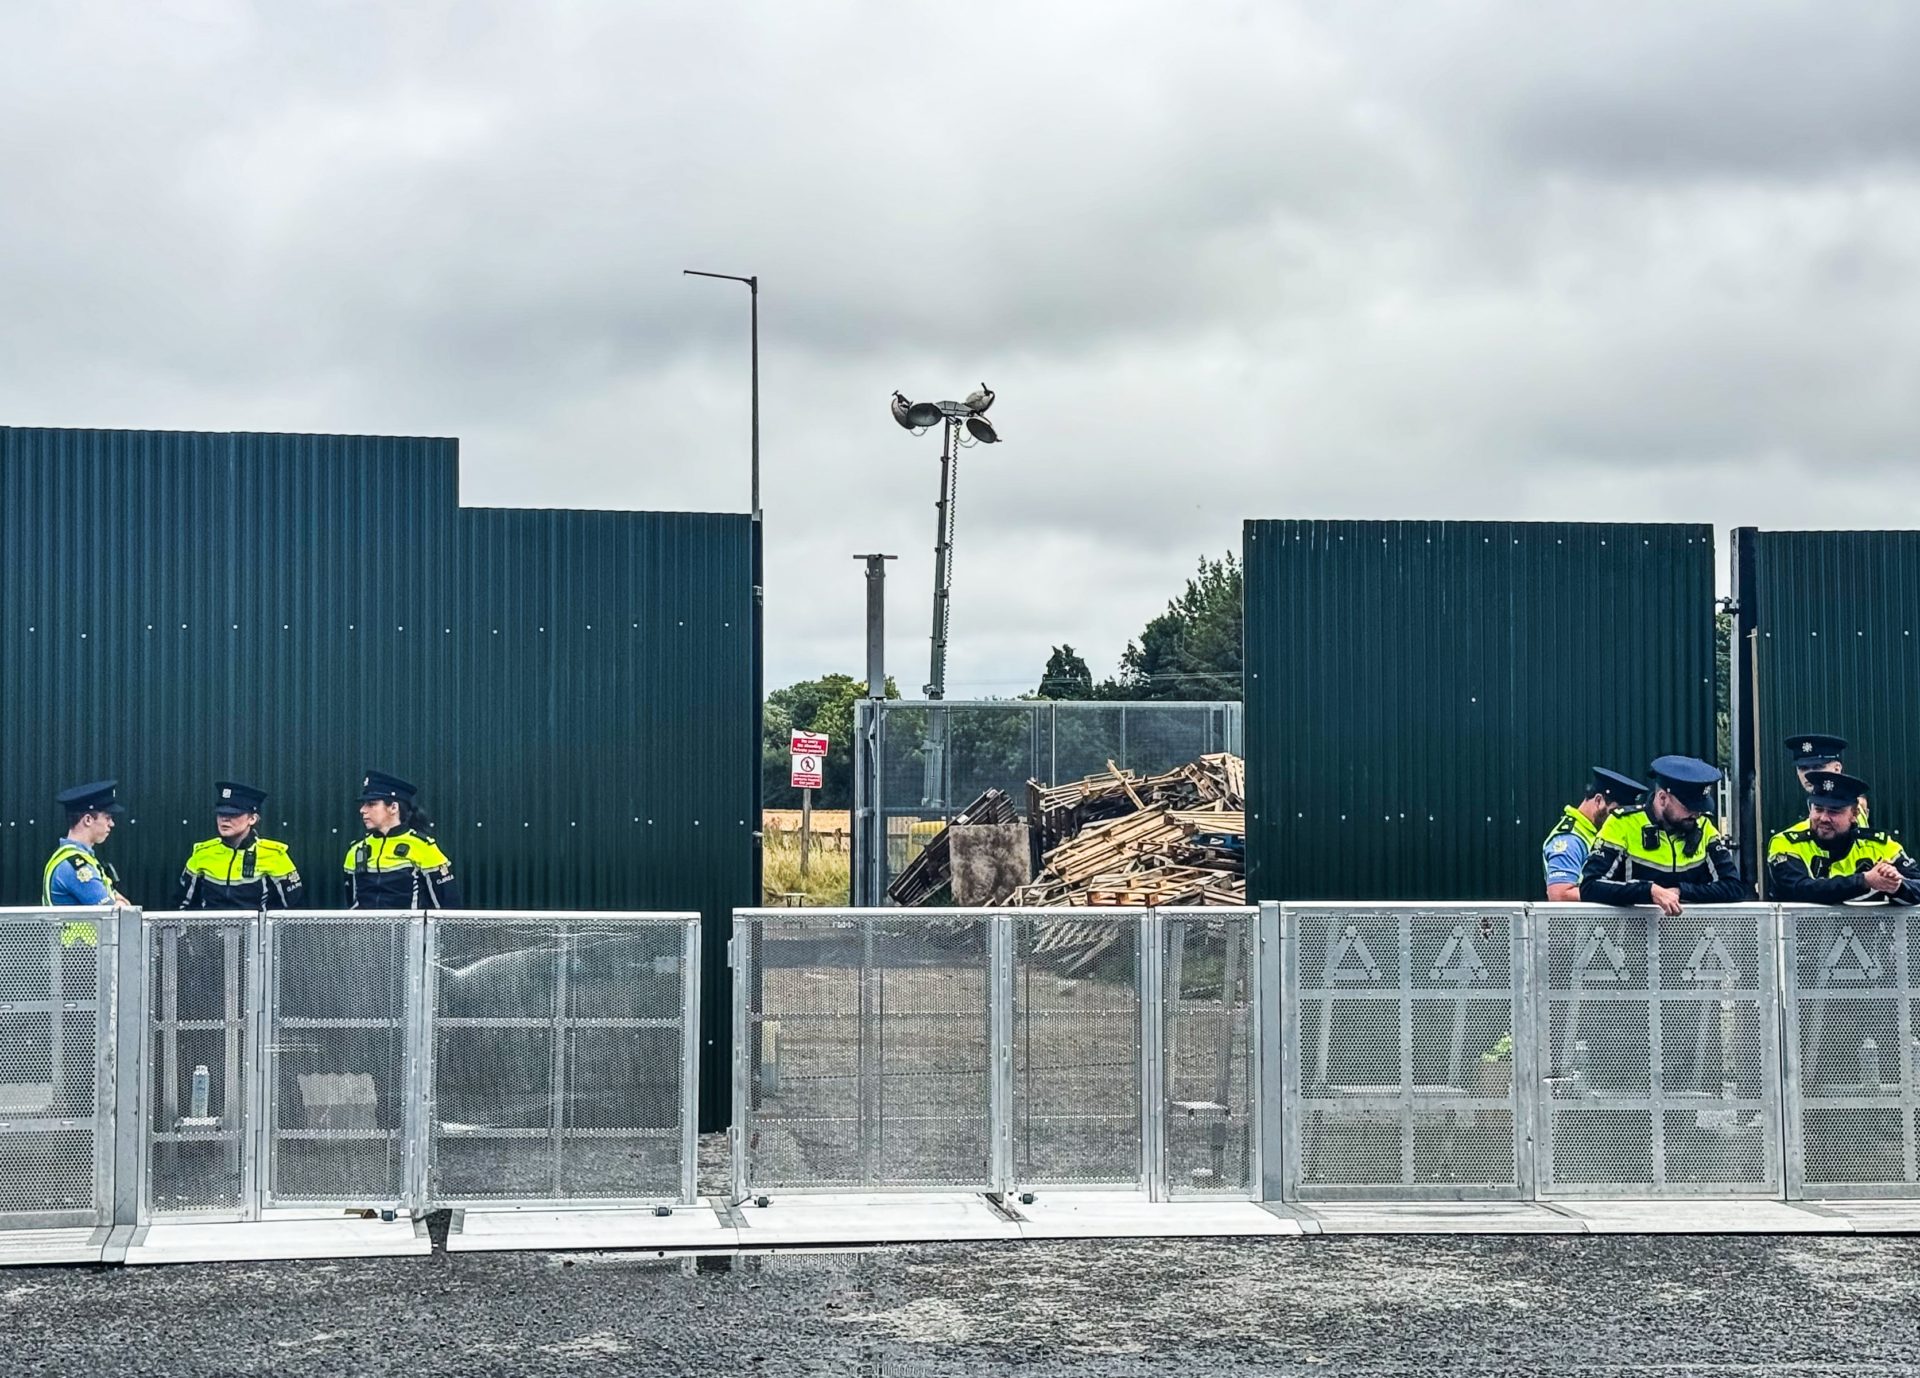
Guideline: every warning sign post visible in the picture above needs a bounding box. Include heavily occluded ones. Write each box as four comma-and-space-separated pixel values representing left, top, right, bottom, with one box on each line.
790, 731, 829, 876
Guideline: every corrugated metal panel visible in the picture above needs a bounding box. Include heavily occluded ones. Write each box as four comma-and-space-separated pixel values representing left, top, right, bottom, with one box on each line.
1243, 519, 1716, 900
1733, 528, 1920, 888
0, 426, 755, 1124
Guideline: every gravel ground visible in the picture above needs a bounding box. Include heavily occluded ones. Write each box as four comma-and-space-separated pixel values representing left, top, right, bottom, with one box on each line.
10, 1231, 1920, 1377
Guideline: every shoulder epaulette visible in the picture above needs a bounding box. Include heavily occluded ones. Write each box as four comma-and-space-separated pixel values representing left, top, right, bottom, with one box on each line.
256, 837, 290, 854
1859, 828, 1888, 843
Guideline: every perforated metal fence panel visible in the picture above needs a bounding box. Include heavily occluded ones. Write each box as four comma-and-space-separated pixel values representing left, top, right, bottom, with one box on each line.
266, 913, 418, 1209
0, 908, 113, 1228
1012, 915, 1143, 1190
1534, 905, 1781, 1196
1783, 905, 1920, 1196
1284, 905, 1526, 1200
428, 914, 699, 1207
1162, 911, 1258, 1198
144, 913, 256, 1220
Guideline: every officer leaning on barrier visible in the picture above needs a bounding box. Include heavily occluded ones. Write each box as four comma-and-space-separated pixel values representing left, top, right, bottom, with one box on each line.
1786, 732, 1866, 826
175, 780, 305, 909
43, 780, 133, 944
1767, 771, 1919, 905
1578, 755, 1750, 913
1542, 766, 1647, 902
344, 770, 463, 909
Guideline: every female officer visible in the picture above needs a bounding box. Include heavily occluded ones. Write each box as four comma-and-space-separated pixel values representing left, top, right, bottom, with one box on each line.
343, 770, 464, 908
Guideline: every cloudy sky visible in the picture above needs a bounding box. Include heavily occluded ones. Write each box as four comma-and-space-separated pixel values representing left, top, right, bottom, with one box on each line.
6, 1, 1919, 696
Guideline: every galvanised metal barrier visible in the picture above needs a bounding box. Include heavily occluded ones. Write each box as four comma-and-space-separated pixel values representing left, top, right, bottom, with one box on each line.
1534, 903, 1781, 1197
0, 906, 116, 1231
1281, 904, 1530, 1200
729, 907, 1261, 1202
0, 907, 700, 1252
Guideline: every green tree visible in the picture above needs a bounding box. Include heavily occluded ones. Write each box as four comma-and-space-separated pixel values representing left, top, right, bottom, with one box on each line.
1111, 553, 1243, 700
1036, 644, 1094, 699
763, 673, 898, 809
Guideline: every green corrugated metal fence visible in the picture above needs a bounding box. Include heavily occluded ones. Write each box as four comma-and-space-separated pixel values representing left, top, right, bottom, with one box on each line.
1243, 519, 1717, 901
0, 426, 756, 1125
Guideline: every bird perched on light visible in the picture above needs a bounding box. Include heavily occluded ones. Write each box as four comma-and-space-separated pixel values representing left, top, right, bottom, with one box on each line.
965, 383, 995, 414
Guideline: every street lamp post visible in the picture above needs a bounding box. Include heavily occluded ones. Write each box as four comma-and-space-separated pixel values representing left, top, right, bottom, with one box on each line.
682, 269, 760, 521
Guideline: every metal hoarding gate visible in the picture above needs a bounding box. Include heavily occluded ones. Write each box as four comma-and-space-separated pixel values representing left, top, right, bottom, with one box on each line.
144, 912, 256, 1220
1283, 905, 1526, 1199
1012, 914, 1144, 1191
1535, 904, 1782, 1196
0, 908, 114, 1229
732, 910, 994, 1194
1161, 909, 1259, 1198
428, 914, 701, 1208
266, 912, 419, 1211
1783, 905, 1920, 1196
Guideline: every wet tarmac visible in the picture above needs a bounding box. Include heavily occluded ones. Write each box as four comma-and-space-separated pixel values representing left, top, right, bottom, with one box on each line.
10, 1230, 1920, 1376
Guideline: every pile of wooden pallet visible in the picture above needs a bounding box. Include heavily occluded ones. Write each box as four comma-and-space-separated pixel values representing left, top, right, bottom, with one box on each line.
1011, 754, 1245, 908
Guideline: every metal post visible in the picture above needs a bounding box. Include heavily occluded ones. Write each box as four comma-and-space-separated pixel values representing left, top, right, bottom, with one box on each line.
1141, 912, 1168, 1202
549, 927, 571, 1197
858, 553, 892, 699
680, 918, 703, 1206
241, 913, 266, 1219
405, 911, 432, 1213
989, 917, 1014, 1197
729, 917, 751, 1204
223, 922, 244, 1183
1256, 902, 1284, 1203
800, 788, 812, 878
749, 276, 759, 522
109, 907, 148, 1238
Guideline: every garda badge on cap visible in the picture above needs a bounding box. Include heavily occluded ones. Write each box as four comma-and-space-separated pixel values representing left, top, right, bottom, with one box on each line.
221, 787, 232, 799
1803, 741, 1814, 754
1821, 777, 1836, 793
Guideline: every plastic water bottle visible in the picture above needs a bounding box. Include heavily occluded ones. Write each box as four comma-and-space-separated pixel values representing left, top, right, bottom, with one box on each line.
191, 1064, 210, 1119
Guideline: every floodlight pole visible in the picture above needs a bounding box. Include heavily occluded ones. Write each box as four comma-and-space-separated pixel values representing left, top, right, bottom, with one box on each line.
928, 416, 957, 702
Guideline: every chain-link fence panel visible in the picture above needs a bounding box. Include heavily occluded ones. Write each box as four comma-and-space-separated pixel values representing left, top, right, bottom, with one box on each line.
265, 913, 416, 1209
1784, 905, 1920, 1196
1283, 906, 1526, 1200
143, 913, 256, 1220
735, 911, 994, 1194
1535, 905, 1780, 1196
428, 914, 697, 1207
1011, 915, 1143, 1190
1162, 910, 1257, 1198
0, 908, 113, 1228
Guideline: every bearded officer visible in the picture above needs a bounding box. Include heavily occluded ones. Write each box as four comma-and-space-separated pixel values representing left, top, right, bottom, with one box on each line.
1579, 755, 1750, 914
1768, 771, 1918, 905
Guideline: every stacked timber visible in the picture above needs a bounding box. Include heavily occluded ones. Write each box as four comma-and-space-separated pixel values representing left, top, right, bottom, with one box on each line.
1010, 754, 1245, 908
885, 788, 1020, 906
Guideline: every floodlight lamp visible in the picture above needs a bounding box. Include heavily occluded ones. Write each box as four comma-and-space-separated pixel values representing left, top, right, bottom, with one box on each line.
965, 383, 995, 414
965, 415, 1000, 444
890, 391, 918, 431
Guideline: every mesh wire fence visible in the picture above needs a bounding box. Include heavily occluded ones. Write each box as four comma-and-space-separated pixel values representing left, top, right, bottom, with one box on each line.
1535, 905, 1781, 1196
0, 908, 110, 1226
1013, 916, 1143, 1190
1285, 907, 1525, 1199
1163, 910, 1258, 1198
860, 700, 1244, 904
266, 914, 414, 1208
428, 915, 694, 1206
145, 913, 254, 1219
737, 911, 994, 1193
1784, 905, 1920, 1196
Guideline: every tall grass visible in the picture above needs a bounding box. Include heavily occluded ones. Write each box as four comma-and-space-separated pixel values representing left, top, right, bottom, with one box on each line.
761, 833, 851, 906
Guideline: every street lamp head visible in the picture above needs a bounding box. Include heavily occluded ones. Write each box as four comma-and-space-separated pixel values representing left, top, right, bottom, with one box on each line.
965, 415, 1000, 444
891, 391, 942, 431
965, 383, 995, 414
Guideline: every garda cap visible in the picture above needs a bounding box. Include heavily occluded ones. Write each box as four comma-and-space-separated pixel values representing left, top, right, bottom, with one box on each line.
1647, 754, 1721, 814
214, 780, 267, 817
1786, 733, 1847, 768
1589, 767, 1646, 806
357, 770, 417, 804
1807, 771, 1868, 808
57, 779, 125, 816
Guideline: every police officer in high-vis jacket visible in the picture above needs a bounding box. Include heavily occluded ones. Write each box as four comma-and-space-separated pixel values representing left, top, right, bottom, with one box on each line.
1542, 766, 1647, 901
344, 770, 463, 908
176, 781, 305, 909
1767, 771, 1919, 905
1579, 755, 1750, 914
43, 780, 133, 946
1786, 733, 1867, 827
